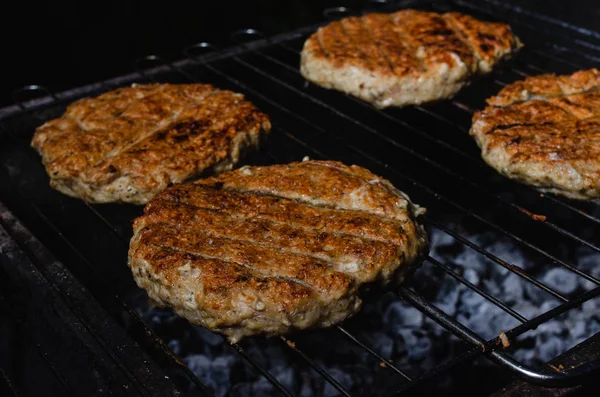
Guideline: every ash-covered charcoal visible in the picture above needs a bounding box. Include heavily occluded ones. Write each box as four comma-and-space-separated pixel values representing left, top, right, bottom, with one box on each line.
131, 225, 600, 396
541, 268, 579, 296
384, 303, 424, 330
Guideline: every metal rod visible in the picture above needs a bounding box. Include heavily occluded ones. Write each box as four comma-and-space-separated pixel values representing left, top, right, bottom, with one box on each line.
230, 342, 296, 397
280, 336, 352, 397
429, 220, 569, 302
425, 256, 528, 322
335, 326, 413, 382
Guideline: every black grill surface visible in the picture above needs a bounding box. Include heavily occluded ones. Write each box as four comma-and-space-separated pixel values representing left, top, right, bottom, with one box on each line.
1, 1, 600, 396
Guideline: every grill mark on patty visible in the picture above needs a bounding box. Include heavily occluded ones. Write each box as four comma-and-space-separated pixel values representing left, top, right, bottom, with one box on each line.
136, 204, 401, 267
316, 27, 332, 58
147, 242, 321, 293
360, 13, 421, 77
317, 21, 363, 65
338, 17, 381, 72
153, 185, 409, 244
484, 121, 564, 135
487, 70, 600, 107
148, 195, 408, 246
100, 89, 218, 162
135, 224, 353, 297
442, 13, 481, 70
220, 186, 415, 231
359, 15, 400, 76
137, 202, 399, 282
390, 13, 428, 72
134, 245, 315, 310
491, 86, 600, 109
199, 161, 413, 221
39, 86, 206, 169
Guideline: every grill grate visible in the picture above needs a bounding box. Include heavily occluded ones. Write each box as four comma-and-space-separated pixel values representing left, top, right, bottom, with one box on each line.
1, 0, 600, 395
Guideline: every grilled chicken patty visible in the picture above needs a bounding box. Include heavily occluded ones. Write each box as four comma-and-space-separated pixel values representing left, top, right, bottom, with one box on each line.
471, 69, 600, 201
300, 9, 522, 108
31, 84, 271, 204
128, 160, 428, 342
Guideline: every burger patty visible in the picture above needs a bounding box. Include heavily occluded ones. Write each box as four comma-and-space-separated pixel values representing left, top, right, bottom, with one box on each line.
471, 69, 600, 201
128, 160, 428, 342
300, 9, 522, 108
31, 84, 271, 204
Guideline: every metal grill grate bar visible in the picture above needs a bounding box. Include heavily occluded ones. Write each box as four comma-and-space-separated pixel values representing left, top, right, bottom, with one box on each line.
335, 326, 413, 382
424, 256, 528, 322
230, 342, 296, 397
280, 337, 352, 397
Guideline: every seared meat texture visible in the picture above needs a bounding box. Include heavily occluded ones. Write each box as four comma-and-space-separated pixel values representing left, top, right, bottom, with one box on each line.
471, 69, 600, 200
300, 9, 522, 108
32, 84, 271, 204
128, 160, 428, 342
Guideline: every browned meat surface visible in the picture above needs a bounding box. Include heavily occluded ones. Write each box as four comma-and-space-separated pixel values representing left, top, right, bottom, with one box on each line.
471, 69, 600, 200
300, 9, 522, 108
128, 160, 428, 342
31, 84, 271, 204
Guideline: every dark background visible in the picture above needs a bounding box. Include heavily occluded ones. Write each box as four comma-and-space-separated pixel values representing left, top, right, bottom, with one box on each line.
1, 0, 599, 107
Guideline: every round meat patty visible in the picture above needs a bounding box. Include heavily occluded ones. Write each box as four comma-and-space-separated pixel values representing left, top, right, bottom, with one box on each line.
471, 69, 600, 201
128, 160, 428, 342
300, 9, 522, 108
31, 84, 271, 204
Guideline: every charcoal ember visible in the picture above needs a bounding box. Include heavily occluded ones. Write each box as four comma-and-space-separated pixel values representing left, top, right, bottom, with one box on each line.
512, 302, 540, 319
397, 329, 432, 361
569, 319, 588, 341
581, 299, 598, 315
541, 268, 579, 296
535, 334, 566, 363
482, 278, 502, 297
524, 279, 556, 305
501, 273, 525, 304
457, 303, 492, 339
463, 268, 480, 285
453, 249, 487, 274
365, 331, 394, 358
193, 325, 224, 347
537, 319, 564, 336
384, 302, 424, 330
299, 372, 316, 397
577, 251, 600, 291
269, 366, 296, 392
487, 239, 534, 271
434, 279, 462, 316
229, 375, 275, 397
185, 354, 236, 397
513, 342, 537, 363
167, 339, 181, 355
458, 288, 486, 313
322, 368, 354, 397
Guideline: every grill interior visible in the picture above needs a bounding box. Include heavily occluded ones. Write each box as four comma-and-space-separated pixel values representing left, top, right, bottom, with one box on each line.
1, 0, 600, 396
